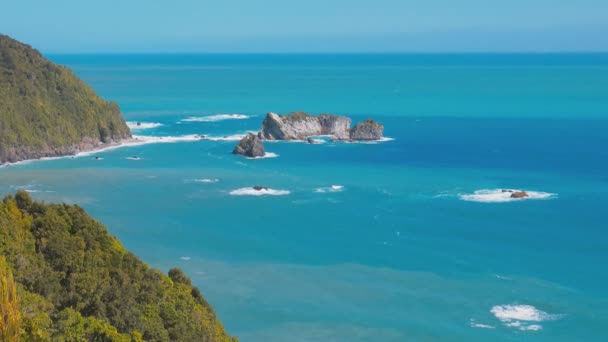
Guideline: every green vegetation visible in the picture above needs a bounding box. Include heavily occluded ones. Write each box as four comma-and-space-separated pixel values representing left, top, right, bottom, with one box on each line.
0, 34, 131, 164
1, 256, 21, 341
0, 191, 236, 341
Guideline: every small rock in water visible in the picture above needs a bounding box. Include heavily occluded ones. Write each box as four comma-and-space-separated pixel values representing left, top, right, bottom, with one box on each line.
307, 137, 315, 144
136, 121, 141, 126
253, 186, 268, 191
233, 133, 265, 158
510, 191, 529, 199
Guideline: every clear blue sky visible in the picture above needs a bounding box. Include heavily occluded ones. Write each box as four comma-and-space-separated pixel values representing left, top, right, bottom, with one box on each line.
3, 0, 608, 53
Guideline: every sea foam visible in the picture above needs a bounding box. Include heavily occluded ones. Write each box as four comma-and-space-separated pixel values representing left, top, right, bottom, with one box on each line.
180, 114, 250, 122
491, 304, 561, 331
246, 152, 279, 160
229, 187, 290, 196
126, 121, 163, 130
314, 185, 345, 193
459, 189, 556, 203
195, 178, 219, 183
205, 134, 247, 141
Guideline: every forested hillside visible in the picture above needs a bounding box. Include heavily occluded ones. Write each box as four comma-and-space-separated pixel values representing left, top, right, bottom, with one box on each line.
0, 191, 236, 341
0, 34, 131, 164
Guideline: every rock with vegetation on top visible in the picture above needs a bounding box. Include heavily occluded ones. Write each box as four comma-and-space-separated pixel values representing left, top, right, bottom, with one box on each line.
0, 34, 131, 164
349, 119, 384, 140
233, 132, 265, 157
260, 112, 351, 140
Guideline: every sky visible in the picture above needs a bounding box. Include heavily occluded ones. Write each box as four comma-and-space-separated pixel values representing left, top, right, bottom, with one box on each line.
2, 0, 608, 53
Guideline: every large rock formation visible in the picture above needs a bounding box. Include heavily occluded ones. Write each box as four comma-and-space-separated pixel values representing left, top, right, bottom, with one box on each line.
349, 119, 384, 140
233, 132, 265, 157
0, 34, 131, 164
259, 112, 384, 141
260, 112, 351, 140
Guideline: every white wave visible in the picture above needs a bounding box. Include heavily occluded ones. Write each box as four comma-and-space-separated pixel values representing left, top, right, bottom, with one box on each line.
469, 320, 495, 329
9, 184, 54, 193
180, 114, 250, 122
126, 156, 142, 160
74, 135, 204, 158
0, 134, 199, 168
378, 137, 395, 142
205, 134, 247, 141
491, 304, 561, 331
314, 185, 345, 193
229, 187, 290, 196
346, 137, 396, 144
246, 152, 279, 160
195, 178, 219, 183
459, 189, 556, 203
126, 121, 163, 130
180, 256, 191, 261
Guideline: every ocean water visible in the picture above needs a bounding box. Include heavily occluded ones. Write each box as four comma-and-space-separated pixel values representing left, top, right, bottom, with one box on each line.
2, 54, 608, 341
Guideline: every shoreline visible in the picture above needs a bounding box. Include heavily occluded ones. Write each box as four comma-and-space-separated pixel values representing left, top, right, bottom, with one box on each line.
0, 133, 395, 169
0, 134, 205, 168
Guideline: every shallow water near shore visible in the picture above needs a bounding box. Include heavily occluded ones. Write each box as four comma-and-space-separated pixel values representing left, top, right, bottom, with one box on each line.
2, 54, 608, 341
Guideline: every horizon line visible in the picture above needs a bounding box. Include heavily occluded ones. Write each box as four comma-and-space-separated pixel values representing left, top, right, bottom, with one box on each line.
44, 50, 608, 55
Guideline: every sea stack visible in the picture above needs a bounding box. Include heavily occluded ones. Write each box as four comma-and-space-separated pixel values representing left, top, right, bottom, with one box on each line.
259, 112, 384, 141
233, 133, 265, 158
260, 112, 351, 140
349, 119, 384, 140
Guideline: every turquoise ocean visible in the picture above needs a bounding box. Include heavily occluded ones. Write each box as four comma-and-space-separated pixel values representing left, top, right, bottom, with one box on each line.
1, 54, 608, 341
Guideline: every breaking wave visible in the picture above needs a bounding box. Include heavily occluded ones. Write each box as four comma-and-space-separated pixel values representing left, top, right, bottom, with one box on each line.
314, 185, 345, 193
229, 187, 290, 196
246, 152, 279, 159
126, 121, 163, 130
459, 189, 556, 203
180, 114, 250, 122
491, 304, 562, 331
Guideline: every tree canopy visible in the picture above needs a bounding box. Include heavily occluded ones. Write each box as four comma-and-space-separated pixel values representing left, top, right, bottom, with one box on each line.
0, 191, 236, 341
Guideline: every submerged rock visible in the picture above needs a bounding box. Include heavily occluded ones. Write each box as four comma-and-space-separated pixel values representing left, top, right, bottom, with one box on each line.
510, 191, 529, 199
233, 133, 265, 158
253, 186, 269, 191
349, 119, 384, 140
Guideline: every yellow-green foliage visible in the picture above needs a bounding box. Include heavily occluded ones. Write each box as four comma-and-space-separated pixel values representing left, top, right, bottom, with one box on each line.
0, 34, 131, 163
0, 256, 20, 341
0, 191, 237, 341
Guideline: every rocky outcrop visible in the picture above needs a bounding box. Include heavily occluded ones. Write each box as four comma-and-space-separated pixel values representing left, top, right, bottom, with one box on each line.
260, 112, 351, 140
233, 133, 265, 157
501, 189, 530, 199
510, 191, 529, 199
349, 119, 384, 140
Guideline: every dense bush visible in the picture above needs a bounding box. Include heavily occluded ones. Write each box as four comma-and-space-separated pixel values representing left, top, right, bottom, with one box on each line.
0, 191, 236, 341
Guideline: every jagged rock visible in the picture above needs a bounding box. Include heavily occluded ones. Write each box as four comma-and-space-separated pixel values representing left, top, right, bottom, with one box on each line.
349, 119, 384, 140
260, 112, 351, 140
233, 133, 265, 158
510, 191, 529, 199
